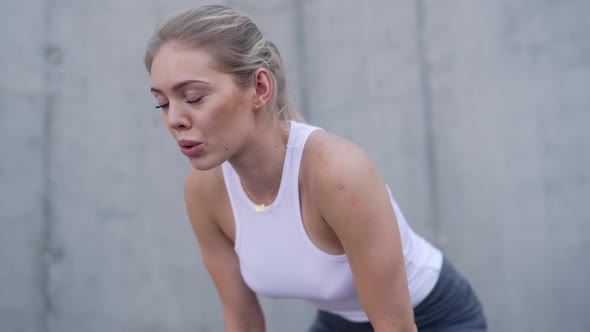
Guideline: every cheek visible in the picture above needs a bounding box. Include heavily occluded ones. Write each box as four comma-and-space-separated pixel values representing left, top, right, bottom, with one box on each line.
160, 112, 170, 129
203, 110, 232, 144
207, 98, 246, 132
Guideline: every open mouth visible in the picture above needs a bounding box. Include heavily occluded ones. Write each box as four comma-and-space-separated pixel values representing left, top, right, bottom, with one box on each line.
178, 139, 204, 157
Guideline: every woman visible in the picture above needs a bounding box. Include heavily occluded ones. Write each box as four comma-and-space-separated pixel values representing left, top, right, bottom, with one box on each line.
145, 5, 487, 332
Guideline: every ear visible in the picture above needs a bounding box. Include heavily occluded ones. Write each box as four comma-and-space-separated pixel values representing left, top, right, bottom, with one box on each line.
252, 67, 273, 108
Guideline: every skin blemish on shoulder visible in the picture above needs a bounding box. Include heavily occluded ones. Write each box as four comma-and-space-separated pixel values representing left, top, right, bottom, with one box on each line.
350, 194, 360, 207
225, 147, 229, 151
337, 184, 346, 191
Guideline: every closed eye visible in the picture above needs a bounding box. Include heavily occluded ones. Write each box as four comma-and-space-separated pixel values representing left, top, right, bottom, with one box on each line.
185, 96, 204, 104
154, 95, 204, 109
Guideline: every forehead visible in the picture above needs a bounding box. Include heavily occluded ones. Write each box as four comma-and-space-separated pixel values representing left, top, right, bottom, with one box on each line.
150, 43, 224, 89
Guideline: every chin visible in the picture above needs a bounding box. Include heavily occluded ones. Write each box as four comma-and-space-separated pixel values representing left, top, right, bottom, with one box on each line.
188, 157, 223, 171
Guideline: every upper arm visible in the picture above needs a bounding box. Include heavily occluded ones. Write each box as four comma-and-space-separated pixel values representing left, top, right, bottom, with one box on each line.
184, 168, 264, 331
308, 133, 416, 332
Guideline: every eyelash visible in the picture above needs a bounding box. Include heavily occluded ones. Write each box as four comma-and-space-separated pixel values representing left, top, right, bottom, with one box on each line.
155, 96, 204, 109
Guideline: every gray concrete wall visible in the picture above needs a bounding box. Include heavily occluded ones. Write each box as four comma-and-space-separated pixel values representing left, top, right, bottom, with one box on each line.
1, 1, 589, 331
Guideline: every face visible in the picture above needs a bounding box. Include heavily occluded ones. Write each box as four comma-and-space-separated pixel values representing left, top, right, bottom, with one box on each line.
150, 43, 256, 170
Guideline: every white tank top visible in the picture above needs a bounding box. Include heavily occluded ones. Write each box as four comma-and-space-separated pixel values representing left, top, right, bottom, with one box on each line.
221, 121, 442, 322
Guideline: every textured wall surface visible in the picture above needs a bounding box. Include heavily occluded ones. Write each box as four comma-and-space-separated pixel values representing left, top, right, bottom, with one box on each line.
1, 1, 589, 331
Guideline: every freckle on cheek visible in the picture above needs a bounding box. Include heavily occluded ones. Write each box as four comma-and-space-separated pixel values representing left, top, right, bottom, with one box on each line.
350, 195, 359, 206
225, 147, 229, 151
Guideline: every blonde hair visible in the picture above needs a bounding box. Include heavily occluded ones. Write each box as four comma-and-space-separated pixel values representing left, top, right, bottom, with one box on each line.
144, 5, 303, 122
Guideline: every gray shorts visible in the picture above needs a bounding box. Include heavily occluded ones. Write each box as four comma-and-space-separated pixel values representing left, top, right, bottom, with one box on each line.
308, 257, 487, 332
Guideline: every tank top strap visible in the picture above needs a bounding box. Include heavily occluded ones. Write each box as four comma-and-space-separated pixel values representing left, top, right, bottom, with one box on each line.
287, 121, 322, 149
285, 121, 323, 183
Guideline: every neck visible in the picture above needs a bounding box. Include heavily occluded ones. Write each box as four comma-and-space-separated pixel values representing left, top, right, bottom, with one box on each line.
228, 117, 290, 199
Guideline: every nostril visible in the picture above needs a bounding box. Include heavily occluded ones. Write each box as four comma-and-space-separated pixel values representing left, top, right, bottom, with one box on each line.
172, 120, 191, 130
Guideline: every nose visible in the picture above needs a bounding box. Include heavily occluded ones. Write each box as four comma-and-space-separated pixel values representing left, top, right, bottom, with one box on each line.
165, 102, 191, 131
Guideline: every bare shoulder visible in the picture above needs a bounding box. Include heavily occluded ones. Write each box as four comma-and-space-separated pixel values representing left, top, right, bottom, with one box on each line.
302, 129, 379, 189
301, 128, 390, 230
184, 165, 229, 228
305, 130, 414, 331
184, 166, 225, 203
184, 166, 225, 207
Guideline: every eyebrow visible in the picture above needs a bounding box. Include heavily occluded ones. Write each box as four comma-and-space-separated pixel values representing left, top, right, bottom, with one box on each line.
150, 79, 210, 93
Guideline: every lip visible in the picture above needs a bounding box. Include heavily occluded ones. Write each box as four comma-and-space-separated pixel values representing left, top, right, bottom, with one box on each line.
177, 139, 204, 157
